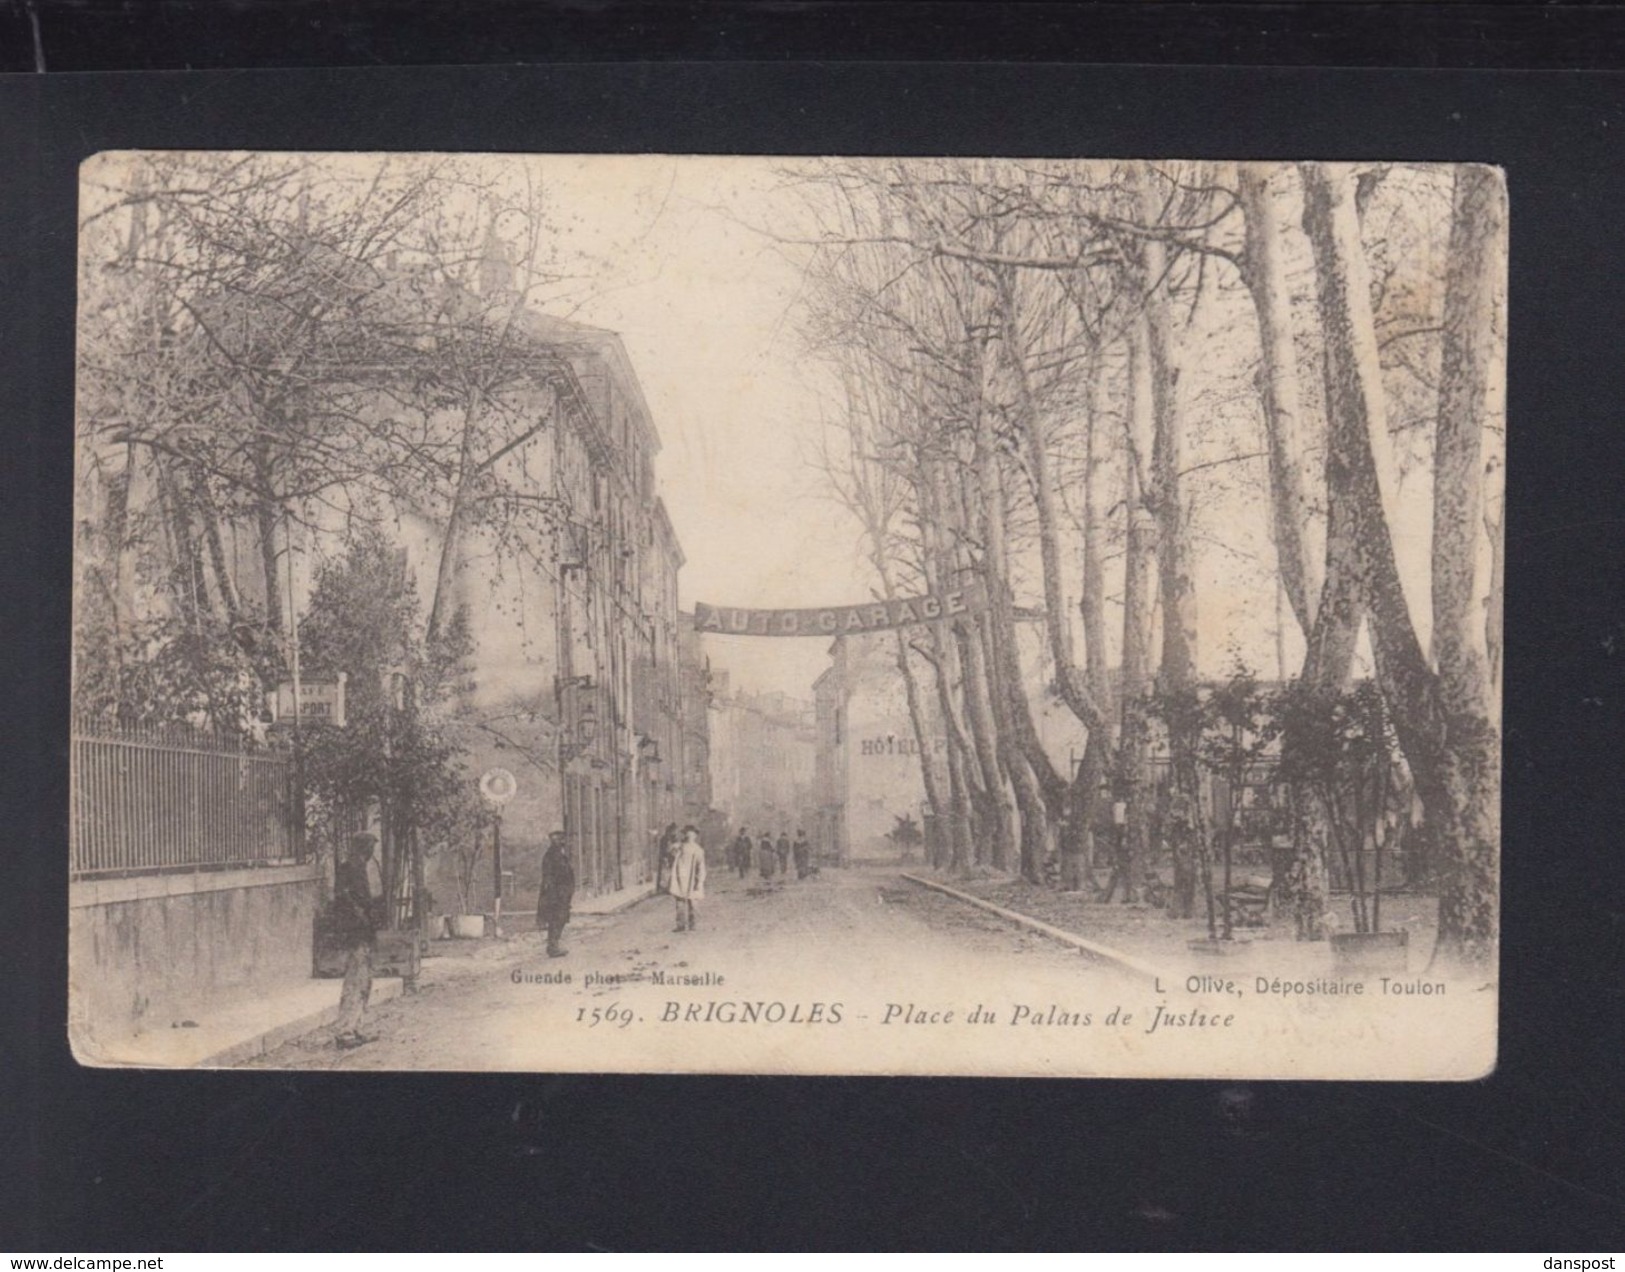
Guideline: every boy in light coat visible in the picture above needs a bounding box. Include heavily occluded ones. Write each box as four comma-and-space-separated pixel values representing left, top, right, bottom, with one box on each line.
668, 825, 707, 932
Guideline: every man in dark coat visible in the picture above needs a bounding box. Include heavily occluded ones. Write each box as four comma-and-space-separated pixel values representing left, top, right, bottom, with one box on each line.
776, 831, 792, 877
656, 822, 679, 894
758, 831, 777, 880
536, 830, 576, 958
793, 829, 812, 880
333, 832, 378, 1047
732, 827, 753, 879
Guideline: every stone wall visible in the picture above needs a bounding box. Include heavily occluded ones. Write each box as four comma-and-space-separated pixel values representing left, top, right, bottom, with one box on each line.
69, 863, 320, 1061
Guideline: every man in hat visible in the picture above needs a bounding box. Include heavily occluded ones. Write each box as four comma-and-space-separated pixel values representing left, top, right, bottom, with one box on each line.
333, 832, 379, 1047
730, 826, 752, 880
536, 830, 576, 958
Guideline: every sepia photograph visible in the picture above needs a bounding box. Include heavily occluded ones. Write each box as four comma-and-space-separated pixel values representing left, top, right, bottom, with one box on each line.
69, 151, 1503, 1078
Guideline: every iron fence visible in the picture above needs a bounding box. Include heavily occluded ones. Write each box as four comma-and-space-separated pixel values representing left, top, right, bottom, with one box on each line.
70, 717, 302, 879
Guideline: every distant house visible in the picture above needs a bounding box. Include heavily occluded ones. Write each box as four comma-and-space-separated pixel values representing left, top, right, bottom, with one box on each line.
709, 673, 817, 846
812, 633, 946, 864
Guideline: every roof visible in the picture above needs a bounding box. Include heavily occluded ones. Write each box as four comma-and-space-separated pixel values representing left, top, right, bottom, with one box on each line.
511, 311, 661, 456
652, 497, 685, 567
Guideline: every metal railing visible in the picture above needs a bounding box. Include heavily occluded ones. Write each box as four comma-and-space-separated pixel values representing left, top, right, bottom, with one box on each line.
70, 717, 302, 880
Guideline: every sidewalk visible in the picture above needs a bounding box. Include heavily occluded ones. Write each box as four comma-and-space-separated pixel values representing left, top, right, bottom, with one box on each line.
899, 872, 1173, 983
77, 886, 656, 1069
74, 974, 410, 1070
574, 879, 657, 915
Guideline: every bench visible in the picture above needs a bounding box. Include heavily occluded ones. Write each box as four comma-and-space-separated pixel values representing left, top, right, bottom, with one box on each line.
1221, 884, 1271, 929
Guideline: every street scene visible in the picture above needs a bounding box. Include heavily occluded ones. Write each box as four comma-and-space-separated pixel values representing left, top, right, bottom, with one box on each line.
70, 153, 1502, 1078
243, 864, 1156, 1074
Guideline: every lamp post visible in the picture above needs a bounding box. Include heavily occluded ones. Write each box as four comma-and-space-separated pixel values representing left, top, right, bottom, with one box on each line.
478, 767, 517, 936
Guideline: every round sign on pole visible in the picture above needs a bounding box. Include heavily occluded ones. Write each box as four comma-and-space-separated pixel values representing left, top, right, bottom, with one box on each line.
479, 767, 518, 806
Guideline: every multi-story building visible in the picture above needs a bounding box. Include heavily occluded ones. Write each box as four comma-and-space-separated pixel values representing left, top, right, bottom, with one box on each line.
67, 202, 701, 1051
812, 634, 945, 864
422, 308, 694, 906
73, 219, 701, 922
708, 675, 816, 844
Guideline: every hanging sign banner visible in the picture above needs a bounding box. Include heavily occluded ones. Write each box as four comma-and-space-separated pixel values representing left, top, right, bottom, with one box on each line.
694, 581, 987, 638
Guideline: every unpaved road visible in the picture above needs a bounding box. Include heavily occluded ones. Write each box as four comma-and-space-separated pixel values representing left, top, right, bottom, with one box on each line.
248, 862, 1146, 1074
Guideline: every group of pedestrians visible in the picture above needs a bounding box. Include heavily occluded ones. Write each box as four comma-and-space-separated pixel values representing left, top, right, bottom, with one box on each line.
727, 826, 813, 882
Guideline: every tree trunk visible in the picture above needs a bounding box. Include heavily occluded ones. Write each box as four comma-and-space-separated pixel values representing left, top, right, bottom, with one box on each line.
190, 467, 243, 628
1278, 393, 1368, 941
965, 337, 1057, 878
1068, 728, 1108, 892
157, 457, 210, 628
892, 627, 945, 843
939, 687, 975, 874
1002, 724, 1051, 885
251, 445, 284, 637
1070, 354, 1117, 892
1238, 163, 1323, 638
96, 442, 137, 702
995, 275, 1109, 888
1301, 160, 1503, 968
1427, 164, 1506, 966
1081, 352, 1116, 738
1115, 321, 1159, 905
955, 616, 1015, 870
973, 389, 1068, 814
1137, 180, 1203, 920
924, 628, 979, 873
925, 448, 1010, 867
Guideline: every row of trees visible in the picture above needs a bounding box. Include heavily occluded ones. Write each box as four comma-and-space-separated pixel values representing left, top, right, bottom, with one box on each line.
74, 152, 581, 732
793, 158, 1504, 965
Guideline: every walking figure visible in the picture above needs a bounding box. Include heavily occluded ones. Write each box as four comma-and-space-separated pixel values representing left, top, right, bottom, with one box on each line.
333, 832, 379, 1048
536, 830, 576, 958
731, 826, 753, 879
656, 822, 679, 894
669, 825, 706, 931
776, 830, 792, 877
793, 829, 812, 880
758, 831, 777, 880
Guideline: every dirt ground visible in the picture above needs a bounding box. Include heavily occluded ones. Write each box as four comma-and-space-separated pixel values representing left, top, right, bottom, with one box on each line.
244, 860, 1146, 1072
240, 854, 1477, 1079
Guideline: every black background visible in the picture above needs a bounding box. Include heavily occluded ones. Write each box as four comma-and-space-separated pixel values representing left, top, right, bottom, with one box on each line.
3, 4, 1624, 1252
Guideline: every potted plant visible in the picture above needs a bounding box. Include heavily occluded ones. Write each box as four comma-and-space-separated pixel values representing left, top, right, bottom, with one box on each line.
886, 812, 924, 863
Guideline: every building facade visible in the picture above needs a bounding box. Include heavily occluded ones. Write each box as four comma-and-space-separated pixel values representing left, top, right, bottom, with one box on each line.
812, 634, 945, 865
420, 310, 698, 907
676, 612, 716, 829
76, 290, 701, 917
707, 674, 816, 845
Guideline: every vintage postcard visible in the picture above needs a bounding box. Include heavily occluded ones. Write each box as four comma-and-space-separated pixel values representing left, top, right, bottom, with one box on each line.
70, 152, 1502, 1077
